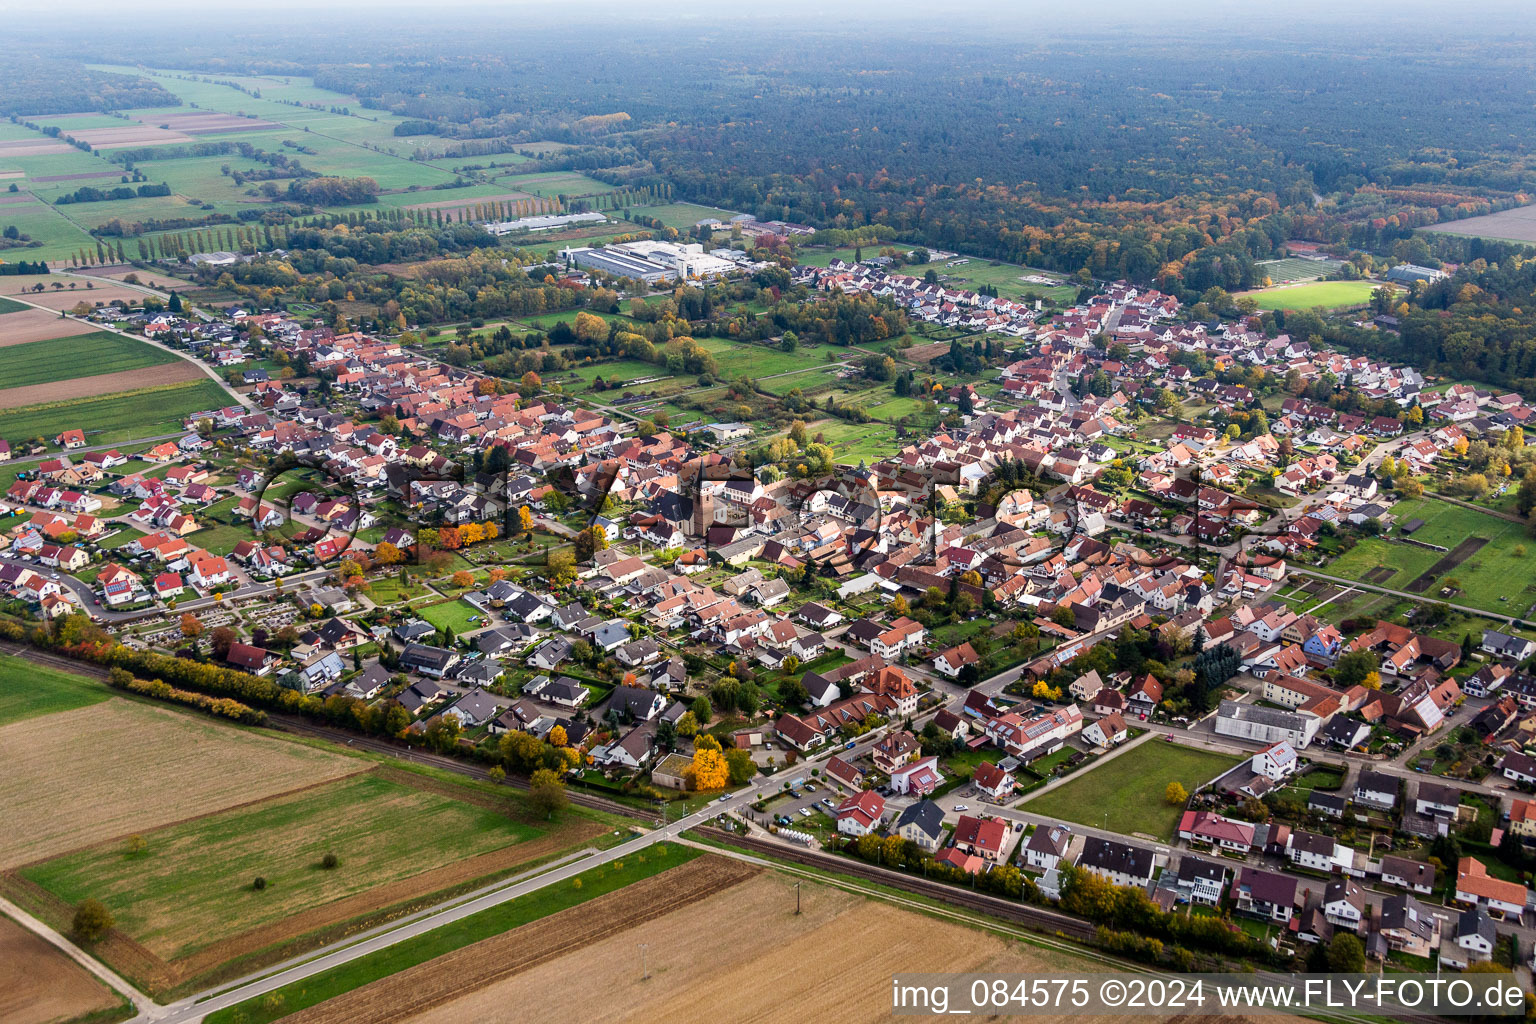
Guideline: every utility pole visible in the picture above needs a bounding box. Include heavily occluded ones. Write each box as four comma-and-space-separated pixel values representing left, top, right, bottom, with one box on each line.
795, 880, 802, 915
638, 942, 649, 981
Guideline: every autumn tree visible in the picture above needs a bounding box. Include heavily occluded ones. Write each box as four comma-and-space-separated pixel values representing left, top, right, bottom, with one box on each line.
73, 899, 114, 942
209, 626, 237, 659
517, 505, 536, 534
688, 735, 730, 791
179, 613, 204, 639
528, 768, 568, 819
546, 548, 577, 585
549, 724, 568, 747
374, 541, 403, 566
1164, 781, 1188, 805
520, 370, 542, 395
452, 570, 475, 588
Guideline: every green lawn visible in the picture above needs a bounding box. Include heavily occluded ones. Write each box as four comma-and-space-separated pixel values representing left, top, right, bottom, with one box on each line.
204, 842, 699, 1024
631, 201, 742, 229
0, 379, 230, 446
418, 597, 487, 634
0, 333, 180, 390
0, 296, 28, 314
1025, 741, 1240, 841
1237, 280, 1385, 311
21, 772, 541, 962
0, 653, 112, 726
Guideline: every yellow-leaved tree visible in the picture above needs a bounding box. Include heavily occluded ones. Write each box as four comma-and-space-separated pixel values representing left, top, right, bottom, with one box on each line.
688, 734, 729, 791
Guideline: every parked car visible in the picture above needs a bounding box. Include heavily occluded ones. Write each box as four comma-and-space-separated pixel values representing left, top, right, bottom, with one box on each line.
954, 804, 968, 811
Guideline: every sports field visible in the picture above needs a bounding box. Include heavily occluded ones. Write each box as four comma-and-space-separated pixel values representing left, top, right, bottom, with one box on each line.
0, 332, 178, 390
1237, 279, 1381, 311
1025, 740, 1240, 840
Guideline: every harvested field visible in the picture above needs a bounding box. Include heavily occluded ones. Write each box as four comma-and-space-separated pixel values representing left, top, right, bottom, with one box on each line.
0, 308, 98, 346
903, 341, 950, 363
15, 285, 148, 310
142, 112, 281, 134
32, 170, 124, 182
0, 698, 362, 868
0, 140, 77, 157
284, 856, 761, 1024
0, 360, 206, 410
1406, 536, 1487, 593
0, 914, 121, 1024
400, 870, 1192, 1024
1427, 205, 1536, 243
84, 268, 191, 290
0, 193, 37, 205
67, 126, 195, 149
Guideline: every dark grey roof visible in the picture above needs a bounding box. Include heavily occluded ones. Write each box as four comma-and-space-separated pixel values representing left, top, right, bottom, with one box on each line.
895, 799, 944, 838
1078, 837, 1154, 879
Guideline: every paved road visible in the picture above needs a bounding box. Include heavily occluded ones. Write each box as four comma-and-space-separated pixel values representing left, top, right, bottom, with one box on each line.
0, 555, 334, 623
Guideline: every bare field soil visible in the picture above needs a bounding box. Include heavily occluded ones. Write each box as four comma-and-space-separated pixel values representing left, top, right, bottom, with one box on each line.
0, 698, 363, 868
1428, 205, 1536, 242
284, 855, 762, 1024
82, 268, 191, 290
0, 360, 206, 410
0, 140, 77, 157
19, 286, 150, 311
68, 126, 195, 149
0, 914, 121, 1024
405, 871, 1266, 1024
143, 112, 281, 134
0, 309, 99, 346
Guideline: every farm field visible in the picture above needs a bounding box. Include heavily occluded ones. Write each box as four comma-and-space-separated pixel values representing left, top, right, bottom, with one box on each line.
496, 170, 622, 197
0, 199, 99, 259
0, 696, 363, 868
11, 284, 153, 311
0, 653, 113, 727
1424, 206, 1536, 243
0, 378, 231, 446
0, 308, 100, 346
1324, 497, 1534, 614
0, 332, 179, 390
0, 913, 125, 1024
20, 771, 542, 961
0, 295, 28, 314
396, 869, 1122, 1024
1025, 740, 1241, 841
0, 361, 208, 412
1237, 279, 1381, 311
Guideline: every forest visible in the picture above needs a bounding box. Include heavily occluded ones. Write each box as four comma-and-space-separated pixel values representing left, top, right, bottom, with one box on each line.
5, 6, 1536, 313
